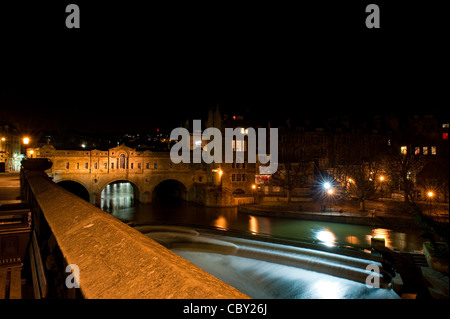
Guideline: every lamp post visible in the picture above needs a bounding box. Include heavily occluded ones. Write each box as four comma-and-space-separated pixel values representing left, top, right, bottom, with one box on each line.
379, 175, 385, 198
327, 188, 334, 213
427, 191, 434, 216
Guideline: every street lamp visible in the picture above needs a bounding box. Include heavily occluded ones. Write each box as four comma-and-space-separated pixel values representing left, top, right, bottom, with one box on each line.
23, 137, 30, 145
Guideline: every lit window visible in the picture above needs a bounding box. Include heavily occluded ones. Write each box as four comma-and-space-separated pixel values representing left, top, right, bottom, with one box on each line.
233, 140, 245, 152
431, 146, 436, 155
443, 123, 450, 128
423, 147, 428, 155
415, 147, 420, 155
443, 133, 448, 140
400, 146, 407, 155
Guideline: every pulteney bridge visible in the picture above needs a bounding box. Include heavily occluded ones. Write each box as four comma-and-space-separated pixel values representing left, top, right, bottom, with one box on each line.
28, 144, 210, 206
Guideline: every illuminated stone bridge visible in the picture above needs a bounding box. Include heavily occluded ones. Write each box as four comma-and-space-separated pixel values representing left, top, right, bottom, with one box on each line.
28, 144, 213, 206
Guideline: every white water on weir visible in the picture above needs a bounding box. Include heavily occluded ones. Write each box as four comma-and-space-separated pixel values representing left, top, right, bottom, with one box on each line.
139, 226, 400, 299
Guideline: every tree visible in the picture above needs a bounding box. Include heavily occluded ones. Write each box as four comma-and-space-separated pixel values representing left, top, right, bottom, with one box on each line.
330, 131, 385, 211
269, 121, 310, 203
383, 144, 427, 205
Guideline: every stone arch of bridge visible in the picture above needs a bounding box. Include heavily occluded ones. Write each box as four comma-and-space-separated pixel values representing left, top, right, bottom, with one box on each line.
56, 178, 91, 202
151, 178, 189, 202
97, 178, 142, 201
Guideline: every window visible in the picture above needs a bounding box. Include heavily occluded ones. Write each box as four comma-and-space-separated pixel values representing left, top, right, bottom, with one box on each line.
236, 163, 240, 169
423, 147, 428, 155
431, 146, 437, 155
232, 174, 235, 182
65, 162, 69, 169
242, 162, 246, 169
444, 133, 448, 140
104, 163, 107, 169
443, 123, 450, 128
85, 163, 88, 169
146, 163, 150, 169
242, 174, 246, 181
77, 163, 80, 169
232, 140, 245, 152
138, 163, 141, 169
272, 186, 280, 192
236, 174, 241, 181
130, 163, 134, 169
232, 162, 235, 169
154, 163, 158, 169
111, 163, 114, 169
415, 147, 420, 155
400, 146, 407, 155
94, 163, 98, 169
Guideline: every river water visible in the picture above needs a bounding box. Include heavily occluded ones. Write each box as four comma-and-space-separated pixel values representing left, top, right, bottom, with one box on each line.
101, 182, 425, 252
101, 182, 425, 299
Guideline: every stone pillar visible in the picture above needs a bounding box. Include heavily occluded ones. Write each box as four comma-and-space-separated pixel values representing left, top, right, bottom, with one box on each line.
90, 193, 101, 207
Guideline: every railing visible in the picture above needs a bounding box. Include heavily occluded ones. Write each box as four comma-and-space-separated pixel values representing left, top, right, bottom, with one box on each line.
20, 165, 248, 299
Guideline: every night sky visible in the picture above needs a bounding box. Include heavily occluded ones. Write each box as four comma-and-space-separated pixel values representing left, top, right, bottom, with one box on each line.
1, 1, 446, 137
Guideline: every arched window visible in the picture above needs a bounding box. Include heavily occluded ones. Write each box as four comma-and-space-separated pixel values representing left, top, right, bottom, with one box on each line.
119, 154, 126, 169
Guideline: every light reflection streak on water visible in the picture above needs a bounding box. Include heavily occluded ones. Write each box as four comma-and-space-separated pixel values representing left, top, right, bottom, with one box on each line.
366, 228, 392, 248
314, 229, 336, 247
249, 216, 258, 234
101, 182, 134, 211
214, 216, 228, 230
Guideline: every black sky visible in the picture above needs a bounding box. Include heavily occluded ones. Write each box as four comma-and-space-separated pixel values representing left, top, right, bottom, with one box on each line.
1, 1, 447, 136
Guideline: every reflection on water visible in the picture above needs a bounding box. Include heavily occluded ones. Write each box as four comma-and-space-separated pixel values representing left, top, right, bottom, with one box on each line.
101, 182, 425, 252
249, 216, 258, 234
101, 182, 135, 211
314, 229, 336, 247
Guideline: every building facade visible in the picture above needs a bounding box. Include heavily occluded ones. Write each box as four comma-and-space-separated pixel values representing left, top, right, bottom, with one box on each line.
0, 123, 23, 172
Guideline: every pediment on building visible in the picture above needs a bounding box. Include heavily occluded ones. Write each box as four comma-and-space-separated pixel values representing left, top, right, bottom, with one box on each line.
108, 145, 135, 155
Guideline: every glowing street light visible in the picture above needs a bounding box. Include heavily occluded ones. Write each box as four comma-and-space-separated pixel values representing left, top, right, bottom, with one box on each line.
427, 191, 434, 198
323, 182, 331, 190
23, 137, 30, 145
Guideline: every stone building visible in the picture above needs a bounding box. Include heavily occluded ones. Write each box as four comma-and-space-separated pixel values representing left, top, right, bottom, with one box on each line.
0, 123, 23, 171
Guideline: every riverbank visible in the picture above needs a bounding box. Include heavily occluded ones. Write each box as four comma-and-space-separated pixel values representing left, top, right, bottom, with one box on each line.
238, 200, 424, 231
